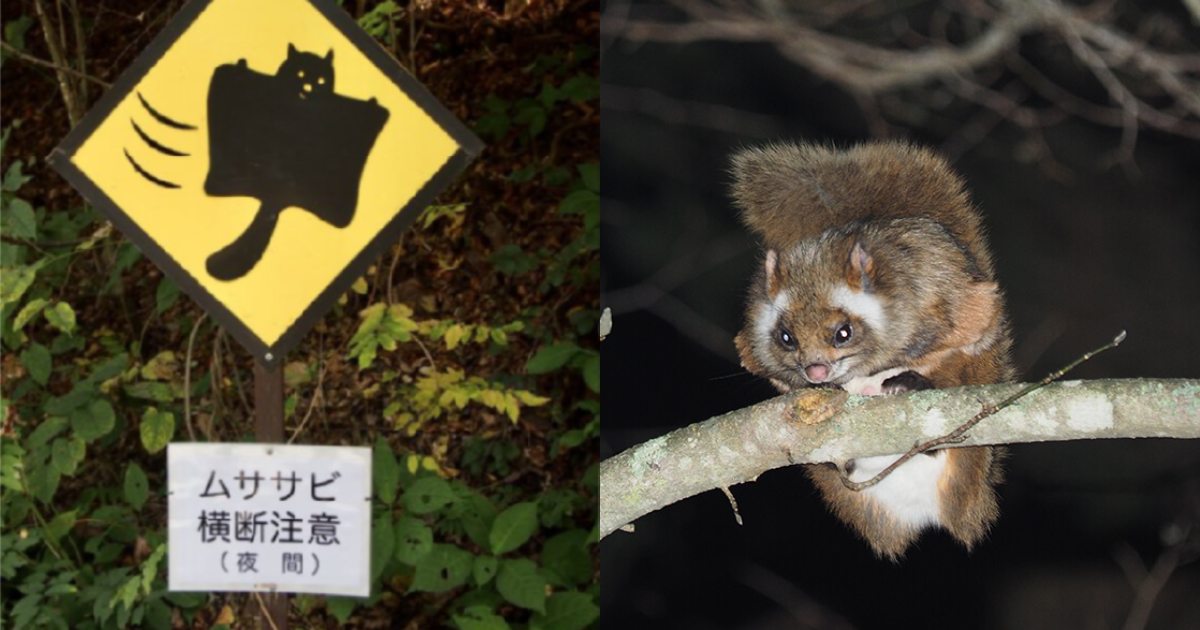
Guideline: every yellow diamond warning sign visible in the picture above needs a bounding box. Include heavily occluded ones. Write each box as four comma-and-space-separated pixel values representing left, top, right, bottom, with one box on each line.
50, 0, 482, 366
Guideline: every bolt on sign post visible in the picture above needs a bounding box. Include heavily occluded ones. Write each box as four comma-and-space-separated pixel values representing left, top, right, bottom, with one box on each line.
49, 0, 484, 368
48, 0, 483, 627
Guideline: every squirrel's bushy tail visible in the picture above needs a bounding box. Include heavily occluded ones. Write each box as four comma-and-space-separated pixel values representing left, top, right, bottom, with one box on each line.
729, 141, 994, 278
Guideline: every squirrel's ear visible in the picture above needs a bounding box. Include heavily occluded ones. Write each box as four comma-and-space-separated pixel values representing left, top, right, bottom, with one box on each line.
946, 282, 1002, 351
844, 242, 876, 292
763, 249, 782, 297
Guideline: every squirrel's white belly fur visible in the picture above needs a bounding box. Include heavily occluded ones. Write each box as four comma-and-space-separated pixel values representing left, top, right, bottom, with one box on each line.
842, 366, 945, 529
850, 452, 946, 528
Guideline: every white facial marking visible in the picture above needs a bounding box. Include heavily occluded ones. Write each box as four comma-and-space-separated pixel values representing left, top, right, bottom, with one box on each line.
830, 284, 887, 333
755, 290, 791, 343
853, 451, 947, 528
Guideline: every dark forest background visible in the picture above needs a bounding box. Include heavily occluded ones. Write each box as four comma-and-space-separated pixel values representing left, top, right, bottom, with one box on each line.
601, 1, 1200, 629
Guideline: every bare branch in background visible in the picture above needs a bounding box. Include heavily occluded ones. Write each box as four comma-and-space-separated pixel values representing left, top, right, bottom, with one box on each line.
603, 0, 1200, 170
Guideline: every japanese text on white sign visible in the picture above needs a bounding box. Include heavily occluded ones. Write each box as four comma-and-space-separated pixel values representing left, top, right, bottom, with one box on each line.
168, 443, 372, 596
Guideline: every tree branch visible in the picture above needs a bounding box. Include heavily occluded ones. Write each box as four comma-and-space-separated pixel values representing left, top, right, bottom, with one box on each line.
603, 0, 1200, 168
600, 378, 1200, 539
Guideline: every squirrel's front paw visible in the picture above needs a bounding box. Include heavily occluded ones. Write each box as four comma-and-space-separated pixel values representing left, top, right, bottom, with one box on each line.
881, 371, 934, 394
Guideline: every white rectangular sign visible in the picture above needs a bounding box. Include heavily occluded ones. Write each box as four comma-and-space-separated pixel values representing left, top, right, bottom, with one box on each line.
168, 443, 372, 596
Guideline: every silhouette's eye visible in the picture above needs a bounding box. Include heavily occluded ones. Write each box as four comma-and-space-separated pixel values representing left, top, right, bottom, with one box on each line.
298, 70, 306, 78
318, 77, 325, 85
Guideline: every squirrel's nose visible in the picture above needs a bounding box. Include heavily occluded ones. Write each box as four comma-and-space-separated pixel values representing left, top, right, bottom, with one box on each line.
804, 363, 830, 383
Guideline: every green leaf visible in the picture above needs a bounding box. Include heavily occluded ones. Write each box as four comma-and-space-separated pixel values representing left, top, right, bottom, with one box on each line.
473, 555, 498, 586
561, 75, 599, 104
27, 416, 70, 451
111, 575, 140, 614
394, 516, 433, 565
489, 501, 539, 554
541, 529, 592, 587
44, 385, 93, 415
44, 509, 77, 546
577, 163, 599, 192
155, 277, 180, 314
558, 189, 598, 217
373, 437, 400, 504
530, 592, 599, 630
1, 438, 26, 492
44, 301, 76, 335
2, 16, 34, 58
124, 462, 149, 511
582, 352, 599, 393
371, 514, 395, 581
410, 543, 473, 593
163, 591, 207, 610
19, 343, 51, 386
460, 492, 497, 549
72, 398, 116, 442
475, 94, 511, 141
514, 102, 547, 137
526, 343, 578, 375
0, 262, 39, 309
139, 408, 174, 454
6, 197, 37, 239
496, 558, 546, 613
11, 593, 43, 629
141, 543, 166, 594
124, 381, 174, 402
12, 297, 48, 332
143, 598, 172, 630
402, 476, 455, 515
324, 596, 359, 623
453, 605, 511, 630
28, 461, 61, 504
140, 351, 177, 381
50, 436, 85, 476
92, 353, 131, 383
2, 158, 31, 192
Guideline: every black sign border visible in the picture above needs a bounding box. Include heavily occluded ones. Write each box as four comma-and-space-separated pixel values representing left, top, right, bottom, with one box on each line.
49, 0, 484, 369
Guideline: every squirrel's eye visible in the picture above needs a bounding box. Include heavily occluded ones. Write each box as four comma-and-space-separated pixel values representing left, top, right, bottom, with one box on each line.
832, 324, 853, 347
777, 328, 797, 351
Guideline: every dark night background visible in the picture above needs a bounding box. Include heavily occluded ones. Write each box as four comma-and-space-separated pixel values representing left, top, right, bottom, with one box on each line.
600, 1, 1200, 629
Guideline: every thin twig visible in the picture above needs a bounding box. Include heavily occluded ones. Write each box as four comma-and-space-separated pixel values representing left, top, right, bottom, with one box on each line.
208, 332, 224, 441
223, 333, 253, 418
1121, 545, 1181, 630
287, 358, 328, 445
183, 312, 209, 442
840, 330, 1127, 491
412, 335, 438, 371
253, 593, 282, 630
719, 485, 743, 526
0, 234, 90, 249
30, 0, 84, 124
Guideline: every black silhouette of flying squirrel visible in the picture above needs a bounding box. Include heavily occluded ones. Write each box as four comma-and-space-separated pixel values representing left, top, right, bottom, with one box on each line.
730, 141, 1015, 560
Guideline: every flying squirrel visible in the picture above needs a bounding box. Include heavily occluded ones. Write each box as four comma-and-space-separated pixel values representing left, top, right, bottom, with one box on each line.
730, 141, 1015, 560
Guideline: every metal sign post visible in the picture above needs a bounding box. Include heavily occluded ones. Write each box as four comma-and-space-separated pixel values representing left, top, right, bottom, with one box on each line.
254, 363, 288, 630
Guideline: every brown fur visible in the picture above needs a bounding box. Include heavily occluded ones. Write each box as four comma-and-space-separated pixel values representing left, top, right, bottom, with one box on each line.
731, 141, 1015, 559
